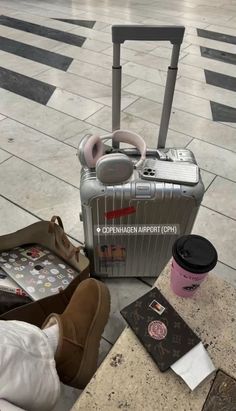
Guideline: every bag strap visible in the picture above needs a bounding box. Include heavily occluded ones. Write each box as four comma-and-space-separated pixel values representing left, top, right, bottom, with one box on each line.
48, 216, 82, 262
48, 215, 64, 232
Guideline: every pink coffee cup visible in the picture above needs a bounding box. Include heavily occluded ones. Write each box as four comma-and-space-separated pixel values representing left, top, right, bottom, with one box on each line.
171, 235, 217, 298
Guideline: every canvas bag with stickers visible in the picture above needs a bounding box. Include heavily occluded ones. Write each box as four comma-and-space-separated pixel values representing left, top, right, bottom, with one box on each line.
0, 216, 89, 327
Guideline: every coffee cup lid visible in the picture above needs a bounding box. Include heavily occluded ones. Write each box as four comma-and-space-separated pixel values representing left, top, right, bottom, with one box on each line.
172, 235, 218, 274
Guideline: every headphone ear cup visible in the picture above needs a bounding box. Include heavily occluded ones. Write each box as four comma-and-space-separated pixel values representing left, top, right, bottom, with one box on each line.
96, 153, 133, 184
77, 135, 104, 168
77, 135, 91, 167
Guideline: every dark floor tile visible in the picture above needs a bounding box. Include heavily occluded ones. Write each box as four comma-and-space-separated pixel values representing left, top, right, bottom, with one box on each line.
210, 101, 236, 122
205, 70, 236, 92
197, 28, 236, 45
0, 67, 55, 105
200, 46, 236, 65
0, 36, 73, 71
0, 15, 86, 47
53, 19, 96, 28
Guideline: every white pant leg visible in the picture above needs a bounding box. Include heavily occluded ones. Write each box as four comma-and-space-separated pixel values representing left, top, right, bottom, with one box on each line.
0, 321, 60, 411
0, 399, 26, 410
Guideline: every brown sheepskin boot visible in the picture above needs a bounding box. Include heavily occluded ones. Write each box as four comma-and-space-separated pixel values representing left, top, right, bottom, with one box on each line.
42, 278, 110, 389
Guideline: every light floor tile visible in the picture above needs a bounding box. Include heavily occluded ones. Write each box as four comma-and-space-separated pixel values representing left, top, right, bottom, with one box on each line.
7, 1, 85, 18
53, 384, 82, 411
181, 12, 232, 25
0, 51, 50, 77
150, 45, 187, 60
103, 45, 143, 60
165, 129, 193, 148
124, 97, 236, 152
193, 206, 236, 269
53, 44, 118, 69
39, 17, 87, 32
72, 11, 137, 25
103, 278, 151, 344
181, 53, 236, 78
0, 118, 80, 187
0, 148, 11, 164
68, 59, 135, 88
67, 219, 84, 243
122, 62, 168, 86
92, 21, 110, 31
87, 105, 193, 147
0, 195, 38, 235
6, 11, 58, 25
0, 156, 81, 234
82, 38, 110, 52
132, 4, 183, 18
113, 50, 170, 72
184, 44, 204, 56
121, 58, 205, 85
184, 34, 236, 54
214, 261, 236, 288
11, 11, 83, 31
206, 25, 236, 37
65, 124, 109, 147
35, 68, 138, 109
176, 76, 236, 110
178, 62, 212, 83
194, 5, 234, 19
0, 25, 64, 50
0, 88, 86, 141
124, 79, 212, 119
66, 5, 144, 23
218, 17, 236, 29
187, 139, 236, 181
203, 176, 236, 220
123, 40, 158, 53
200, 169, 216, 190
141, 15, 209, 29
68, 25, 111, 44
47, 88, 103, 120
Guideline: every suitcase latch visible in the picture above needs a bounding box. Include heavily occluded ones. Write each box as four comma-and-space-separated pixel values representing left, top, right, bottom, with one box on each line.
135, 183, 152, 198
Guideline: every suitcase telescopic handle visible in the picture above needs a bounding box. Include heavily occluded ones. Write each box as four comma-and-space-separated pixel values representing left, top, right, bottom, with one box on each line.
112, 25, 184, 45
111, 25, 185, 149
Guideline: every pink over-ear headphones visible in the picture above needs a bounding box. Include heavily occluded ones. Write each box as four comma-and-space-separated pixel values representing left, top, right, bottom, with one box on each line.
78, 130, 146, 184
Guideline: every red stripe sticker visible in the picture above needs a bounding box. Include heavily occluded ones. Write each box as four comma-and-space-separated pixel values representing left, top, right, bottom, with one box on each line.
105, 206, 136, 220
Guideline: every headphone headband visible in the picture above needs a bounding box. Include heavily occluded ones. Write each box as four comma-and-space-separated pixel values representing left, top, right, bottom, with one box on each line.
112, 130, 146, 167
78, 130, 147, 176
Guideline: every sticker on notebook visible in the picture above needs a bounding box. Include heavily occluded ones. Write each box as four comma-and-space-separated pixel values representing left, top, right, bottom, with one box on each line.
42, 260, 51, 266
148, 321, 167, 341
21, 247, 46, 261
50, 268, 59, 275
149, 300, 165, 316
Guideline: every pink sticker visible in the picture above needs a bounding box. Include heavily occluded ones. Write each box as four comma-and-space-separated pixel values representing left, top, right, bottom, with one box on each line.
148, 321, 167, 340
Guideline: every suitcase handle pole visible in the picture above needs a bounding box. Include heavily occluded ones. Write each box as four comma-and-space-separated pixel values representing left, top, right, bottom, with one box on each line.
112, 25, 185, 149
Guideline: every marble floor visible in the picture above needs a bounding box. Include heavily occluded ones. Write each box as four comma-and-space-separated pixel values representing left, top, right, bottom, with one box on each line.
0, 0, 235, 408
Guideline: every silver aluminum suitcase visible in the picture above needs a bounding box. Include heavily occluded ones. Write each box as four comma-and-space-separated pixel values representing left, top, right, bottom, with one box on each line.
79, 25, 204, 278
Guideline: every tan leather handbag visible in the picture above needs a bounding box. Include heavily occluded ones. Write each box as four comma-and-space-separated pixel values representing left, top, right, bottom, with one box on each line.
0, 216, 90, 327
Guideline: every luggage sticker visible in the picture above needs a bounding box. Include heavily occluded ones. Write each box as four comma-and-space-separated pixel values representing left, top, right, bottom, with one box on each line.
97, 245, 126, 265
105, 206, 136, 220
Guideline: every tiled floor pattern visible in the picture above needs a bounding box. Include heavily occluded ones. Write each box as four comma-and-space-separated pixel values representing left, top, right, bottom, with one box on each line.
195, 28, 236, 121
0, 0, 235, 408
